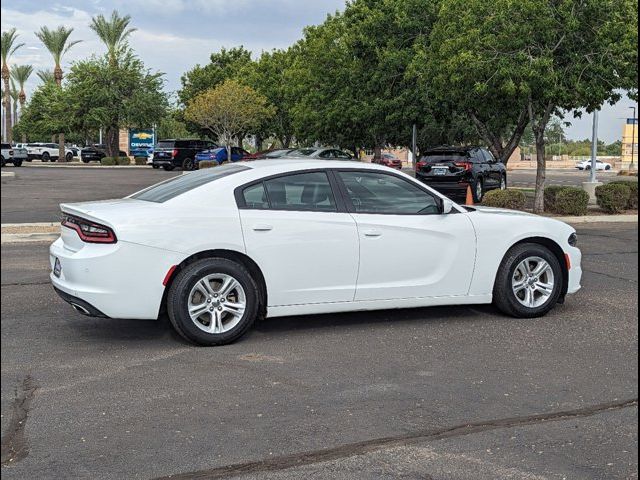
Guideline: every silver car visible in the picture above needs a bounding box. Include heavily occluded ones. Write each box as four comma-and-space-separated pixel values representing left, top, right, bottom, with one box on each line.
288, 148, 354, 160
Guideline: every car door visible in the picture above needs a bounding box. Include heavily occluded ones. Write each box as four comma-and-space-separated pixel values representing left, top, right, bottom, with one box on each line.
482, 148, 501, 186
334, 169, 476, 302
238, 170, 359, 306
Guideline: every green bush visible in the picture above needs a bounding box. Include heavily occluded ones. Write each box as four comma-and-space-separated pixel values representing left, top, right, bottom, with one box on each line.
198, 160, 218, 169
553, 187, 590, 216
481, 189, 527, 210
134, 157, 147, 165
100, 157, 117, 166
544, 185, 567, 212
596, 183, 632, 213
608, 181, 638, 209
117, 156, 131, 166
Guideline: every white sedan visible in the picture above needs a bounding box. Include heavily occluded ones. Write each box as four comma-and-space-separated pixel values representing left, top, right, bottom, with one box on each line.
50, 160, 582, 346
575, 160, 612, 171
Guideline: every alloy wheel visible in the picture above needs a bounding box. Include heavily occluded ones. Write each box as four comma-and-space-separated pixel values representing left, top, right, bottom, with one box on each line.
187, 273, 246, 334
511, 256, 555, 308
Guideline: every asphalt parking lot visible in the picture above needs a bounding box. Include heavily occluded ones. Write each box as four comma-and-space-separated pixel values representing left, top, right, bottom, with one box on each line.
1, 223, 637, 479
0, 164, 626, 223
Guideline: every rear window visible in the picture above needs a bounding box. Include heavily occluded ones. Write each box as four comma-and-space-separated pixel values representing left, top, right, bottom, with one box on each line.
421, 152, 468, 163
156, 141, 176, 149
291, 149, 317, 156
1, 143, 10, 149
131, 164, 250, 203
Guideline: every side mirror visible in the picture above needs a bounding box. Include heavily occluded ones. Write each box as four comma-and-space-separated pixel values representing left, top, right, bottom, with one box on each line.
442, 198, 455, 214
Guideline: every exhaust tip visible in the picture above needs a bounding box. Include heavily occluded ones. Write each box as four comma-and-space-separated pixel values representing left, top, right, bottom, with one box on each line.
70, 303, 90, 315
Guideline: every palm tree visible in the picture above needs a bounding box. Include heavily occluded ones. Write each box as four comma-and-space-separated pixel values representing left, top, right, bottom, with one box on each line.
9, 80, 19, 127
90, 10, 136, 156
90, 10, 136, 67
11, 64, 33, 142
36, 69, 55, 85
1, 28, 25, 143
35, 26, 81, 161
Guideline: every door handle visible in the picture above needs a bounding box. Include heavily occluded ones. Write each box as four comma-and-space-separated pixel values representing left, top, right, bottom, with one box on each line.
252, 224, 273, 232
364, 230, 382, 238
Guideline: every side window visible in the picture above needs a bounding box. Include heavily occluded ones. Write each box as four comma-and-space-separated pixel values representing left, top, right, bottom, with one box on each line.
482, 149, 495, 163
242, 183, 269, 209
318, 150, 334, 159
263, 172, 337, 212
334, 150, 351, 159
337, 171, 440, 215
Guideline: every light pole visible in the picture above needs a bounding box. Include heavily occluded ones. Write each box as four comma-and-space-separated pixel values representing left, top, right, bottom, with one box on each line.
590, 109, 599, 184
629, 106, 637, 171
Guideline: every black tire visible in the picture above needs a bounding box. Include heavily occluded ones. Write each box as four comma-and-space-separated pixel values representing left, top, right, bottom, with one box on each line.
473, 177, 484, 203
167, 258, 260, 346
14, 160, 23, 167
163, 165, 175, 171
182, 158, 195, 171
493, 243, 563, 318
41, 152, 50, 162
500, 174, 507, 190
66, 152, 73, 162
1, 156, 6, 167
152, 164, 160, 169
82, 158, 90, 163
605, 165, 611, 171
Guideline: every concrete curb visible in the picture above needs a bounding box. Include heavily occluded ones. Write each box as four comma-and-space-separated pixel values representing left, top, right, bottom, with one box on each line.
552, 214, 638, 224
1, 233, 60, 243
1, 171, 16, 179
23, 163, 151, 169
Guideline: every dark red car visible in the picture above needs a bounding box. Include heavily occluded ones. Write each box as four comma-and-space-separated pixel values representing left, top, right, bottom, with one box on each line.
372, 153, 403, 170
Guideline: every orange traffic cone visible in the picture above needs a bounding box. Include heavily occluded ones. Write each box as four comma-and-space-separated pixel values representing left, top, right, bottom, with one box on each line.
465, 185, 474, 206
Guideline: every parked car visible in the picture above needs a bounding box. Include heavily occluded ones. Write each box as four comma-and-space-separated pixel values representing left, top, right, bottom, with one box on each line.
26, 143, 74, 162
372, 152, 403, 170
152, 139, 218, 171
575, 159, 612, 171
80, 145, 129, 163
50, 160, 582, 346
195, 147, 250, 165
1, 143, 26, 166
244, 148, 296, 160
415, 146, 507, 203
289, 148, 354, 160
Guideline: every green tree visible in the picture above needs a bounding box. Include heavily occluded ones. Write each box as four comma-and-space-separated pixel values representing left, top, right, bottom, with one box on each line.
35, 26, 81, 160
185, 79, 274, 161
1, 28, 25, 142
14, 81, 69, 142
89, 10, 140, 156
178, 46, 252, 107
64, 52, 168, 156
10, 64, 33, 142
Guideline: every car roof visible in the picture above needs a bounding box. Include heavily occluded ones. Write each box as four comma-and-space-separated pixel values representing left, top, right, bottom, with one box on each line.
241, 158, 380, 171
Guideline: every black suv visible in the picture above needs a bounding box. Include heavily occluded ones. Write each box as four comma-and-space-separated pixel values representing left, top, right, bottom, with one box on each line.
152, 139, 217, 171
81, 144, 129, 163
415, 146, 507, 202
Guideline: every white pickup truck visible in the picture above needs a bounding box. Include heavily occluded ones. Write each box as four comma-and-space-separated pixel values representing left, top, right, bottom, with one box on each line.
1, 143, 27, 167
24, 142, 74, 162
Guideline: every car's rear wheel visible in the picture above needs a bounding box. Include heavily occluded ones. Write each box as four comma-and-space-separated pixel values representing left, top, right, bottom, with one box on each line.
473, 177, 484, 202
493, 243, 563, 318
500, 175, 507, 190
167, 258, 260, 346
66, 152, 73, 162
42, 152, 50, 162
163, 165, 175, 171
14, 160, 23, 167
182, 158, 195, 171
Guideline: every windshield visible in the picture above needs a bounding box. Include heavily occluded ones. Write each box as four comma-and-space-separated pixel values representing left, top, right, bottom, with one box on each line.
156, 141, 176, 149
130, 164, 250, 203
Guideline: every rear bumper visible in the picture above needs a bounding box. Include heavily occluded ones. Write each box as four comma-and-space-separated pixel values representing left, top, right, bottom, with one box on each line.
417, 177, 469, 194
53, 286, 109, 318
153, 159, 176, 167
49, 236, 184, 320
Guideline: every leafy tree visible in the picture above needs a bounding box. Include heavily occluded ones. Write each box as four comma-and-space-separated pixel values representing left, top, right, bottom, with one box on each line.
64, 52, 168, 156
14, 81, 69, 141
156, 108, 192, 140
179, 46, 252, 106
1, 28, 25, 142
425, 0, 638, 212
36, 26, 81, 160
184, 79, 274, 160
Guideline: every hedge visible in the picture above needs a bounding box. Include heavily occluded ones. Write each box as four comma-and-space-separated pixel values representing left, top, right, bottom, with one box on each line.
198, 160, 218, 169
608, 181, 638, 209
596, 183, 631, 213
481, 189, 527, 210
552, 187, 590, 216
544, 185, 567, 212
101, 156, 130, 166
133, 157, 147, 165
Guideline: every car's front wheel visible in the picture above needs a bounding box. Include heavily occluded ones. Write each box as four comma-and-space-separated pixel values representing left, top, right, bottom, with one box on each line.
473, 177, 484, 202
41, 152, 50, 162
163, 165, 175, 171
66, 152, 73, 162
493, 243, 563, 318
167, 258, 260, 346
182, 158, 195, 171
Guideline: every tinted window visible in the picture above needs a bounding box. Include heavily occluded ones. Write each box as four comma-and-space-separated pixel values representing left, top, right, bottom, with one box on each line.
318, 150, 334, 159
156, 141, 175, 149
1, 143, 10, 149
242, 183, 269, 209
291, 149, 316, 157
482, 149, 496, 162
338, 171, 439, 215
263, 172, 337, 212
422, 152, 468, 163
334, 150, 352, 159
131, 164, 249, 203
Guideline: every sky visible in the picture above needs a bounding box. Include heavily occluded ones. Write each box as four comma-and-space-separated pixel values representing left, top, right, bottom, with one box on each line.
1, 0, 637, 143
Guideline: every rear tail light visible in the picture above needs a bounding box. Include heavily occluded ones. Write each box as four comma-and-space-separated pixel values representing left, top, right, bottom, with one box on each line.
61, 214, 117, 244
416, 161, 426, 170
172, 149, 179, 158
455, 162, 473, 171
